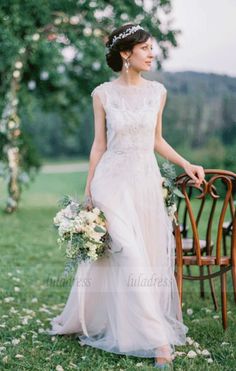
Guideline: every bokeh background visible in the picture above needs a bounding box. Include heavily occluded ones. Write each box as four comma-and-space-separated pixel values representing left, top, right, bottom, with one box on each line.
0, 1, 236, 370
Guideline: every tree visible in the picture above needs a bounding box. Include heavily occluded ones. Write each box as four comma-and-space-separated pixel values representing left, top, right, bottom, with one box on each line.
0, 0, 179, 212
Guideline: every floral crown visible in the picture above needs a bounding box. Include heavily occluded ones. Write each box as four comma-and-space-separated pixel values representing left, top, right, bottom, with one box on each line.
107, 25, 144, 51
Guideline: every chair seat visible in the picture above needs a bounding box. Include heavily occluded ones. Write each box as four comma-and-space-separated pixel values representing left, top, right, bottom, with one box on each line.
182, 238, 214, 252
181, 255, 231, 266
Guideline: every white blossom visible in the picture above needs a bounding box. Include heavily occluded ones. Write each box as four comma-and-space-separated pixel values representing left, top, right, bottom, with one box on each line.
32, 33, 40, 41
202, 349, 211, 356
15, 61, 23, 69
28, 80, 36, 90
12, 338, 20, 346
40, 71, 49, 80
187, 350, 197, 358
15, 354, 24, 359
187, 308, 193, 316
13, 70, 20, 78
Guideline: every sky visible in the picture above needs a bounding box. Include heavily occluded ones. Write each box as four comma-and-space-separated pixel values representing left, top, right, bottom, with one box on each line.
160, 0, 236, 77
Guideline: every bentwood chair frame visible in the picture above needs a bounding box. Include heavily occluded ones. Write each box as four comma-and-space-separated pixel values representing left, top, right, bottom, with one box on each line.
174, 169, 236, 330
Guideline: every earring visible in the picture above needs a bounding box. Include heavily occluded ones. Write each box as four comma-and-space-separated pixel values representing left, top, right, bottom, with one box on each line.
124, 58, 130, 73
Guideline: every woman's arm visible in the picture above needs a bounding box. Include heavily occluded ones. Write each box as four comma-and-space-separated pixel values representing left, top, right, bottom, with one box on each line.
84, 92, 107, 204
154, 91, 205, 187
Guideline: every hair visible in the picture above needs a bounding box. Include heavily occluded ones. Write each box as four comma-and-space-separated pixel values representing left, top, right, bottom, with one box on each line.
105, 23, 152, 72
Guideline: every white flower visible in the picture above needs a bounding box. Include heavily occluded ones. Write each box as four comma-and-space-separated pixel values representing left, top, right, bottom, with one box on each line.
2, 355, 8, 363
32, 33, 40, 41
12, 338, 20, 346
221, 342, 229, 346
83, 27, 92, 36
207, 358, 213, 363
13, 70, 20, 78
54, 18, 62, 25
174, 351, 186, 356
69, 16, 80, 25
4, 297, 14, 303
15, 354, 24, 359
19, 47, 26, 54
193, 341, 200, 348
201, 349, 211, 356
8, 120, 16, 129
92, 61, 101, 71
162, 187, 168, 199
187, 350, 197, 358
93, 28, 102, 37
213, 315, 219, 319
57, 65, 65, 74
21, 318, 29, 325
136, 363, 143, 367
186, 337, 194, 345
187, 308, 193, 316
38, 328, 45, 333
0, 346, 6, 352
14, 286, 20, 292
56, 366, 64, 371
28, 80, 36, 90
15, 61, 23, 69
31, 297, 38, 303
93, 207, 100, 215
40, 71, 49, 80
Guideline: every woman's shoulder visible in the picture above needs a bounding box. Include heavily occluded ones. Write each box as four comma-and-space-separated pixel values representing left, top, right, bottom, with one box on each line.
150, 80, 167, 94
90, 81, 111, 97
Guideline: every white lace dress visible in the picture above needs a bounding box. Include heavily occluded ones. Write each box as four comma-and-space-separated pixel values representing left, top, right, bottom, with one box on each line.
47, 79, 188, 359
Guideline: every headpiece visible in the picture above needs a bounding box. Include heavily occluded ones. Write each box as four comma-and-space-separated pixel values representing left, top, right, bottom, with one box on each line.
107, 25, 144, 51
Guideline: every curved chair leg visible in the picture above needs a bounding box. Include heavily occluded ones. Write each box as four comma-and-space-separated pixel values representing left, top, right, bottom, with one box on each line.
223, 232, 227, 256
199, 266, 205, 298
220, 267, 227, 330
207, 266, 218, 311
231, 264, 236, 304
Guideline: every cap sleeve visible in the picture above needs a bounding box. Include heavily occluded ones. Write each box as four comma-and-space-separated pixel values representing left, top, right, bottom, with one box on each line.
91, 83, 107, 109
160, 83, 167, 98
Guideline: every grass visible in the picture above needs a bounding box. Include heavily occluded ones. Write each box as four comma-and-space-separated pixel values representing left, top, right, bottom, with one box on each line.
0, 171, 236, 370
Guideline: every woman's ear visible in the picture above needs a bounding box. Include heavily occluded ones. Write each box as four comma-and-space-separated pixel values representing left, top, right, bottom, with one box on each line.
120, 50, 132, 60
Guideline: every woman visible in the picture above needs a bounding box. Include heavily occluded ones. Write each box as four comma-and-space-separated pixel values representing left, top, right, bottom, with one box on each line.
48, 23, 205, 369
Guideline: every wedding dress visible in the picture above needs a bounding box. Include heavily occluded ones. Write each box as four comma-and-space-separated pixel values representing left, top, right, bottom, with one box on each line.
47, 79, 188, 359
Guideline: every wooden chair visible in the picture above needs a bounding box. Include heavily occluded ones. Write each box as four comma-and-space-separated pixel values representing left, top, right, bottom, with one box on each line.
174, 169, 236, 330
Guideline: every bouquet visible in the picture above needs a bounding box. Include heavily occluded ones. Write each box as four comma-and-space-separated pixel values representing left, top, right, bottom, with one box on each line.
53, 195, 112, 274
160, 161, 184, 225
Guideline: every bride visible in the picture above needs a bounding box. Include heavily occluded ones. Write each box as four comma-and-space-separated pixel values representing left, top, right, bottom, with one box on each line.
48, 23, 205, 369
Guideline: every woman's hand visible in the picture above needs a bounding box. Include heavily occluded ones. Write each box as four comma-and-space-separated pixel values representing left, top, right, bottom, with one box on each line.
182, 161, 205, 187
83, 194, 94, 211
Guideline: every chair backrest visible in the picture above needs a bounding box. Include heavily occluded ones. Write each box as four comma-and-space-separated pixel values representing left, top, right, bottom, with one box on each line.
175, 169, 236, 265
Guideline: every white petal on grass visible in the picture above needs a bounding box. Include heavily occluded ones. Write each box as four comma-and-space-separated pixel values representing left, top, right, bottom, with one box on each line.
202, 349, 211, 357
187, 350, 198, 358
15, 354, 24, 359
56, 365, 64, 371
213, 315, 220, 319
174, 351, 186, 356
2, 355, 8, 363
12, 338, 20, 346
186, 337, 194, 345
14, 287, 20, 292
221, 342, 230, 346
4, 297, 14, 303
207, 358, 213, 363
31, 298, 38, 303
187, 308, 193, 315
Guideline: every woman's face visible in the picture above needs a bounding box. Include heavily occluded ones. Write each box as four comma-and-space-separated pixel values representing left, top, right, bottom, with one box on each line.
127, 37, 154, 72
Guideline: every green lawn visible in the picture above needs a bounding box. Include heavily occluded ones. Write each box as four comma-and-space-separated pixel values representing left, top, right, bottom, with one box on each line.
0, 172, 235, 370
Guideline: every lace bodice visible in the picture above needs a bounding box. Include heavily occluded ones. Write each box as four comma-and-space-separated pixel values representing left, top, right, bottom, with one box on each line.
91, 79, 167, 154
